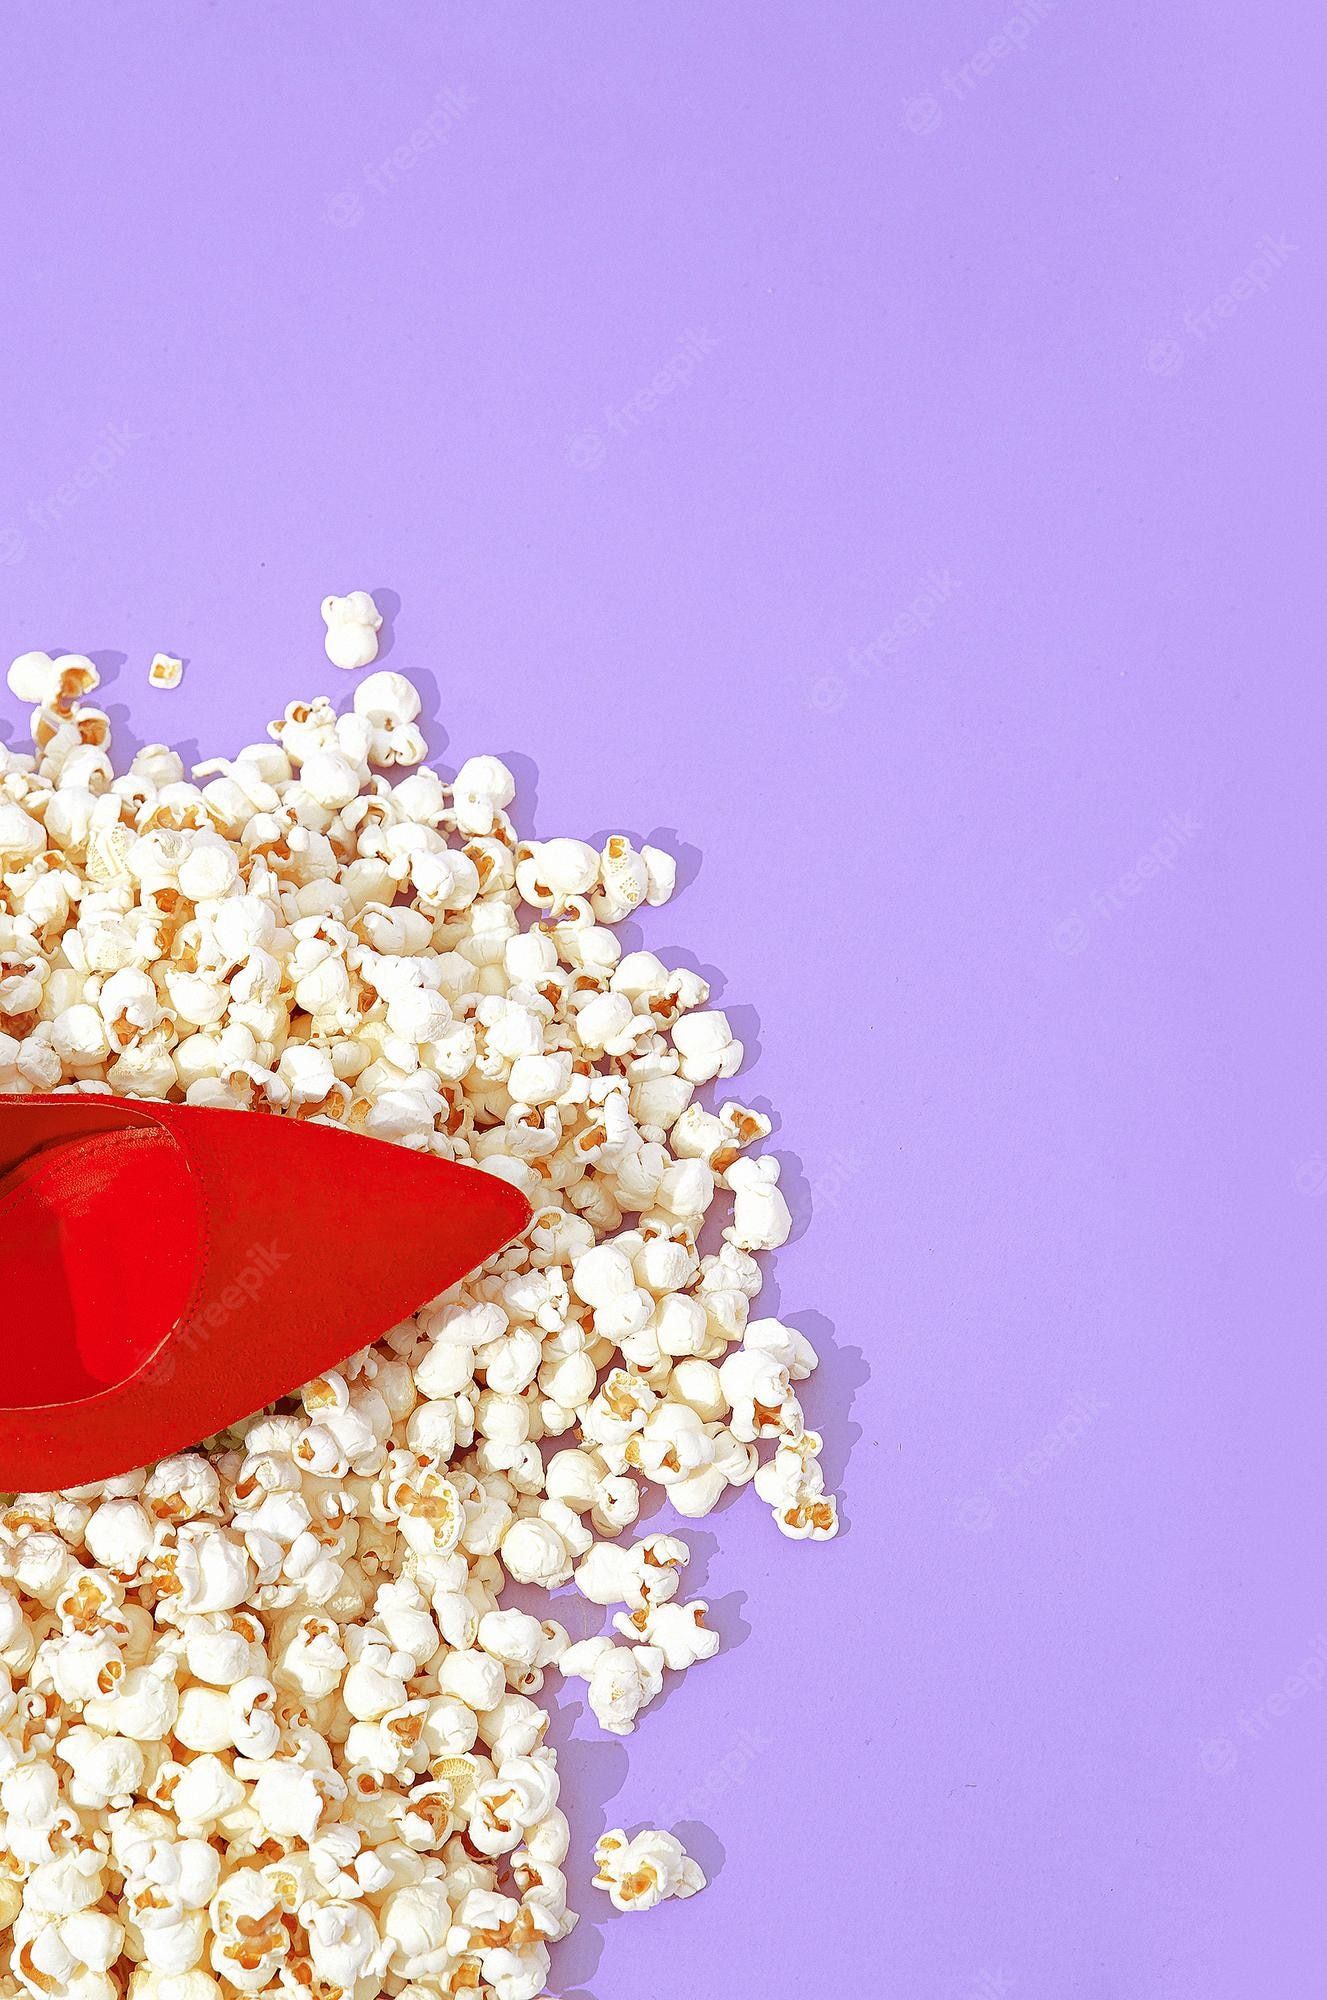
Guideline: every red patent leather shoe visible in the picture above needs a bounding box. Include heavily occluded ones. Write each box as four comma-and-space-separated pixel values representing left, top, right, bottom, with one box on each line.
0, 1092, 530, 1493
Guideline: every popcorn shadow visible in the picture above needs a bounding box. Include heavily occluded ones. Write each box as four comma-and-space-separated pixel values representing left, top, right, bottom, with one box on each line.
539, 1684, 629, 1994
673, 1816, 727, 1890
581, 823, 703, 901
86, 647, 128, 696
633, 1480, 747, 1544
790, 1308, 868, 1535
369, 585, 400, 661
720, 1001, 764, 1073
650, 942, 724, 1002
648, 825, 702, 896
499, 751, 540, 835
698, 1585, 750, 1655
663, 1520, 719, 1595
772, 1143, 813, 1246
647, 1521, 726, 1602
102, 703, 144, 765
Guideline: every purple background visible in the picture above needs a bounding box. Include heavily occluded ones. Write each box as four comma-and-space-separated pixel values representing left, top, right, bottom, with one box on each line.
1, 4, 1321, 1993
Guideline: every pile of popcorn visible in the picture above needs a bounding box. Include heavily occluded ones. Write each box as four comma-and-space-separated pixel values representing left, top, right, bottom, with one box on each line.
0, 631, 838, 2000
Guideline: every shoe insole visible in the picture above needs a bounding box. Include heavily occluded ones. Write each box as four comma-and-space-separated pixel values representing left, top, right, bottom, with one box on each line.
0, 1127, 196, 1405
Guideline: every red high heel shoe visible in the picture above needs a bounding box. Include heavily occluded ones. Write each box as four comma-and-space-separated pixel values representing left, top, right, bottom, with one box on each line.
0, 1092, 530, 1493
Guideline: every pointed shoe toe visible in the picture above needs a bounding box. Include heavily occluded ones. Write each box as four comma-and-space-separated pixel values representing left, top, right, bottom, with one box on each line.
0, 1094, 531, 1491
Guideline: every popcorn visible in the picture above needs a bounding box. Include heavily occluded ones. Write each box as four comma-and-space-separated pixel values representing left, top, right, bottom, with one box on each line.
0, 613, 841, 1990
320, 589, 383, 670
451, 754, 516, 837
7, 648, 99, 709
724, 1153, 794, 1251
614, 1598, 720, 1671
353, 670, 427, 768
592, 1827, 706, 1912
754, 1431, 839, 1541
302, 1897, 384, 1989
557, 1636, 664, 1735
573, 1534, 688, 1612
671, 1008, 743, 1084
149, 653, 185, 690
83, 1665, 178, 1742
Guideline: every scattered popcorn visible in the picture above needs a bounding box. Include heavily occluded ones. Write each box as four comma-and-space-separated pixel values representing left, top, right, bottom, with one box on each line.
320, 588, 383, 670
557, 1636, 665, 1735
6, 649, 99, 710
724, 1152, 794, 1251
0, 606, 840, 1990
148, 653, 184, 690
613, 1598, 721, 1671
592, 1826, 706, 1912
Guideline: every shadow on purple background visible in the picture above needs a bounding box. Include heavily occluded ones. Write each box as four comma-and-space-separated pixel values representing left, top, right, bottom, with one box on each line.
1, 1, 1324, 1993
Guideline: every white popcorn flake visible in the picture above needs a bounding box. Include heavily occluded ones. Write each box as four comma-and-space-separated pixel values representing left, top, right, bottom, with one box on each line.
592, 1826, 706, 1912
614, 1597, 721, 1671
320, 588, 383, 670
148, 652, 184, 689
0, 594, 842, 1989
557, 1636, 665, 1735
